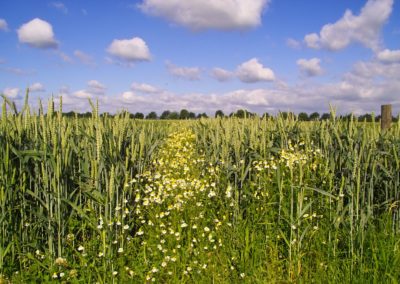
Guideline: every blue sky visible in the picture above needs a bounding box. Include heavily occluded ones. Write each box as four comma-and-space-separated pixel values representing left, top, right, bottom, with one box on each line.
0, 0, 399, 115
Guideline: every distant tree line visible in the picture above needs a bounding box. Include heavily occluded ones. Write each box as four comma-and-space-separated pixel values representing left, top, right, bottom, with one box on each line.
61, 109, 209, 120
59, 109, 398, 122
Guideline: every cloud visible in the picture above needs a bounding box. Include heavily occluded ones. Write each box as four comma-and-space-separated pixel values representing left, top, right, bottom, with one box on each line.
17, 18, 58, 49
23, 56, 400, 115
348, 59, 400, 81
107, 37, 151, 62
112, 72, 400, 115
131, 82, 161, 93
1, 67, 35, 76
51, 85, 110, 113
87, 80, 106, 95
29, 82, 45, 92
377, 49, 400, 63
121, 91, 151, 104
304, 0, 394, 51
138, 0, 270, 30
57, 51, 72, 62
166, 61, 202, 80
0, 19, 8, 31
72, 80, 107, 100
211, 67, 234, 82
306, 58, 400, 112
297, 58, 323, 77
114, 87, 286, 115
303, 33, 319, 49
2, 88, 21, 99
73, 90, 95, 99
50, 2, 68, 14
74, 50, 95, 66
59, 86, 70, 96
286, 38, 301, 49
236, 58, 275, 83
121, 57, 400, 115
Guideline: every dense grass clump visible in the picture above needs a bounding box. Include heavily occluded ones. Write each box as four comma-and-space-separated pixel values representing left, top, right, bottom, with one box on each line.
0, 97, 399, 282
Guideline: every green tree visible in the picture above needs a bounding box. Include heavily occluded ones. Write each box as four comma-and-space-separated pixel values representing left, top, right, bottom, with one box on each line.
235, 109, 246, 118
64, 111, 76, 117
309, 112, 320, 121
298, 112, 309, 121
146, 111, 158, 119
197, 113, 208, 119
215, 110, 225, 118
160, 110, 171, 120
168, 111, 179, 120
321, 113, 330, 120
179, 109, 190, 120
134, 112, 144, 119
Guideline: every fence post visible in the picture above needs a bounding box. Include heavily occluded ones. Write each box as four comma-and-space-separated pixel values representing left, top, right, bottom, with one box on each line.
381, 104, 392, 130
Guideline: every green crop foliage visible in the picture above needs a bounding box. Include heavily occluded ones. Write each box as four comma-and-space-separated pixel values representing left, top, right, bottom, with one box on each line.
0, 96, 399, 283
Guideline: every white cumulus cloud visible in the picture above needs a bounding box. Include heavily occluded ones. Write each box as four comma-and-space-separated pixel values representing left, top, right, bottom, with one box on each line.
121, 91, 150, 103
131, 82, 161, 93
166, 62, 201, 80
2, 88, 20, 99
211, 67, 234, 82
17, 18, 58, 49
107, 37, 151, 62
29, 82, 45, 92
74, 50, 95, 66
87, 80, 106, 95
50, 2, 68, 14
286, 38, 301, 49
138, 0, 270, 30
304, 0, 393, 51
0, 19, 8, 31
73, 90, 95, 99
377, 49, 400, 63
297, 58, 323, 77
54, 56, 400, 116
72, 80, 106, 100
303, 33, 319, 49
236, 58, 275, 83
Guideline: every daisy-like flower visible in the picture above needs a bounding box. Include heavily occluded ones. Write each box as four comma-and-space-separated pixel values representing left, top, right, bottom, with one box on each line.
225, 184, 232, 198
55, 257, 67, 266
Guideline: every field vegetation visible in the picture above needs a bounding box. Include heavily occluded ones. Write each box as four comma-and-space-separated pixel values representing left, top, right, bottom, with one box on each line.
1, 96, 400, 283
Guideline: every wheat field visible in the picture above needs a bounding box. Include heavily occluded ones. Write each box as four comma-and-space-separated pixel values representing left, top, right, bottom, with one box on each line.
1, 96, 400, 283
